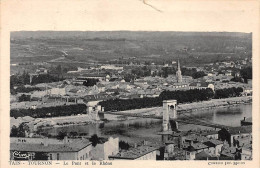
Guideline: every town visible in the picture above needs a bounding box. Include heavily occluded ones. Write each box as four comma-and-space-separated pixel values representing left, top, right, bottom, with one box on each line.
10, 31, 252, 161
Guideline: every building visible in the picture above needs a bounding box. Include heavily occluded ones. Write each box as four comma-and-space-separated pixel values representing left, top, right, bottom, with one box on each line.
10, 136, 119, 160
47, 87, 66, 96
91, 137, 119, 160
220, 146, 242, 160
189, 82, 214, 91
218, 126, 252, 147
100, 65, 123, 70
203, 139, 223, 156
10, 138, 92, 160
199, 129, 219, 139
195, 150, 218, 160
241, 143, 252, 160
108, 145, 159, 160
184, 143, 209, 160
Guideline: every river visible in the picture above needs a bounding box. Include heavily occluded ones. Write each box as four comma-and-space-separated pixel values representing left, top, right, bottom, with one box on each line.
43, 104, 252, 144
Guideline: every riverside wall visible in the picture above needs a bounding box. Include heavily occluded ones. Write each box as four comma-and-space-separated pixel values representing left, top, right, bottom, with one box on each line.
177, 96, 252, 113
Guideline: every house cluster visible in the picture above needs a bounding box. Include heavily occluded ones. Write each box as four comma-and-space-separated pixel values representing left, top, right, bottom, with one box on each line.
160, 125, 252, 160
10, 125, 252, 161
10, 136, 119, 160
11, 58, 252, 115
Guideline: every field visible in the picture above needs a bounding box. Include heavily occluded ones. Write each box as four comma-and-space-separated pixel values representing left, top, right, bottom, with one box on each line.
11, 31, 252, 67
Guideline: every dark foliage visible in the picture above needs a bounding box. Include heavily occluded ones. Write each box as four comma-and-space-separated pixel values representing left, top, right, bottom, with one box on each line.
214, 87, 243, 99
83, 79, 99, 87
89, 134, 100, 147
10, 104, 86, 118
31, 74, 65, 85
119, 140, 130, 150
11, 123, 30, 137
160, 88, 214, 103
10, 72, 64, 87
99, 88, 214, 111
240, 67, 252, 83
191, 71, 207, 79
11, 86, 41, 95
57, 131, 67, 140
18, 94, 31, 102
10, 126, 18, 137
230, 77, 244, 83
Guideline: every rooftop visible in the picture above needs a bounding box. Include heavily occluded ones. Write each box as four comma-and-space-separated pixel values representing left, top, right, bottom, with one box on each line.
185, 143, 208, 152
199, 130, 218, 136
185, 134, 209, 143
10, 139, 91, 152
226, 126, 252, 135
195, 150, 218, 160
108, 145, 158, 160
203, 139, 223, 147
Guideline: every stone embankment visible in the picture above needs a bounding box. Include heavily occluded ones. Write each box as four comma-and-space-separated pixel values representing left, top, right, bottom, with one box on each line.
178, 96, 252, 113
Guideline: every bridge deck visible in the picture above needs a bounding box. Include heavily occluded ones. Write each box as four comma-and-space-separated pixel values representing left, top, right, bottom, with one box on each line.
104, 111, 230, 129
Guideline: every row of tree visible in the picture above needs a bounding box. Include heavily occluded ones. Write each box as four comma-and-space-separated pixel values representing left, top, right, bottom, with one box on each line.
10, 123, 29, 137
18, 94, 31, 102
214, 87, 243, 99
10, 104, 86, 118
10, 72, 65, 87
159, 88, 214, 103
99, 87, 244, 112
127, 66, 207, 80
99, 88, 215, 111
11, 86, 42, 95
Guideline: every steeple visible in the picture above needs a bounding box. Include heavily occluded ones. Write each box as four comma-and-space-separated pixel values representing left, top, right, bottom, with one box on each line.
177, 59, 181, 71
176, 59, 182, 83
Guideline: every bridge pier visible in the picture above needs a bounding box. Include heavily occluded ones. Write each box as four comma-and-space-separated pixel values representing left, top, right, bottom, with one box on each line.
162, 100, 178, 142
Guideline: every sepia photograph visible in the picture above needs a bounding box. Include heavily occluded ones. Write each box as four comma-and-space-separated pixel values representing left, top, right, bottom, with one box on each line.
9, 31, 252, 161
0, 0, 259, 168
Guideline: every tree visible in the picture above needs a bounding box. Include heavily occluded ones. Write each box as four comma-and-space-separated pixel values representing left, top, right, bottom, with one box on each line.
57, 131, 67, 140
89, 134, 100, 147
161, 67, 169, 78
69, 131, 78, 137
10, 126, 18, 137
240, 67, 252, 83
83, 79, 99, 87
192, 71, 206, 79
17, 123, 29, 137
119, 141, 130, 150
18, 94, 31, 102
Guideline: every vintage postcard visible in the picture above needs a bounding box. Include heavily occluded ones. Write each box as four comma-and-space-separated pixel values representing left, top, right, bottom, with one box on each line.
0, 0, 259, 168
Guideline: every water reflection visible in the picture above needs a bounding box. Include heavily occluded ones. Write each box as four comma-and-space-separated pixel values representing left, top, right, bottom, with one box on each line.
186, 104, 252, 127
44, 104, 251, 137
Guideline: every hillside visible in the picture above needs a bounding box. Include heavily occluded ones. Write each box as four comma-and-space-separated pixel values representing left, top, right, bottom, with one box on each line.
11, 31, 252, 66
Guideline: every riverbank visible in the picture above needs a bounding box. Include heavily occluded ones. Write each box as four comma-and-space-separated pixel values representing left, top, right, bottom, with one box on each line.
178, 96, 252, 113
10, 113, 103, 130
112, 96, 252, 116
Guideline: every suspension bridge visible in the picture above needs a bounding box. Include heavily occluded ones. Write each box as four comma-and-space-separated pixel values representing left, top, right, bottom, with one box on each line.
103, 108, 231, 129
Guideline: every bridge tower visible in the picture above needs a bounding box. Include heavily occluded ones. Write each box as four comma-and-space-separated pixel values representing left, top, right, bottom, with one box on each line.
163, 100, 177, 131
161, 100, 178, 142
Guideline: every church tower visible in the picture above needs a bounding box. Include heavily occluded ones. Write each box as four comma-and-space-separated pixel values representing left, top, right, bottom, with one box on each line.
176, 60, 182, 83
